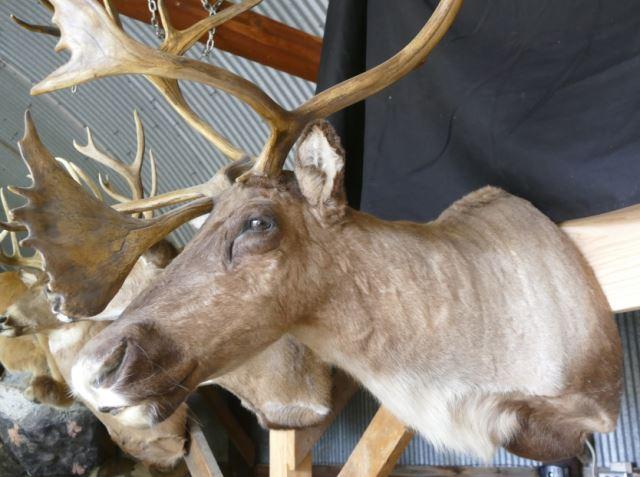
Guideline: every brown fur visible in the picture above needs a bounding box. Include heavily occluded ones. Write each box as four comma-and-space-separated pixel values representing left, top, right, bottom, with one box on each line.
0, 271, 71, 407
73, 121, 622, 462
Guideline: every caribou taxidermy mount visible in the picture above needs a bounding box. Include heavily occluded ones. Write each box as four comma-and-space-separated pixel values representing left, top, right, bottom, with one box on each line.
6, 0, 625, 463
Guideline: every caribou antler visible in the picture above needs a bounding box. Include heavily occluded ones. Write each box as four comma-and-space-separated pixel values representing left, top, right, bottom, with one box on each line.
12, 0, 258, 161
14, 0, 462, 173
16, 0, 463, 174
27, 0, 279, 162
56, 157, 103, 200
72, 110, 161, 218
10, 112, 212, 317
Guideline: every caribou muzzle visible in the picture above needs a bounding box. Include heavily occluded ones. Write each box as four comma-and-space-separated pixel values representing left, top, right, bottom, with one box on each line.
72, 321, 198, 428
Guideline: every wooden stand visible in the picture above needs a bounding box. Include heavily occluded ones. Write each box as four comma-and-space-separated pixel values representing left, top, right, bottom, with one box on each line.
269, 371, 359, 477
338, 407, 413, 477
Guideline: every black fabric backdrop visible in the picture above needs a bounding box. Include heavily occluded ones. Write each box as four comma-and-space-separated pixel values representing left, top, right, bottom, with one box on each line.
316, 0, 640, 222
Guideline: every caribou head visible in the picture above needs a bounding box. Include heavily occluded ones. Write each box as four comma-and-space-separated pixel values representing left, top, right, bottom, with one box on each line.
7, 0, 623, 463
70, 121, 349, 426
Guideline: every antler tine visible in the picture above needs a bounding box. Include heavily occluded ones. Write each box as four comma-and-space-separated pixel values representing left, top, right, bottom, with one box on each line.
0, 188, 42, 270
0, 189, 20, 257
158, 0, 261, 56
73, 112, 145, 201
99, 174, 130, 203
38, 0, 54, 12
145, 150, 159, 219
66, 161, 103, 200
149, 150, 158, 200
56, 157, 103, 200
10, 15, 60, 36
102, 0, 122, 29
131, 110, 145, 190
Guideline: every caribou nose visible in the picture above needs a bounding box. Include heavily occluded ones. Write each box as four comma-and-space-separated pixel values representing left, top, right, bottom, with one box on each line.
90, 340, 128, 389
0, 315, 7, 324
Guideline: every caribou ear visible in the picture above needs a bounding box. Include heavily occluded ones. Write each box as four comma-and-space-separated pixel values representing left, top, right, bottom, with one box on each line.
294, 121, 347, 215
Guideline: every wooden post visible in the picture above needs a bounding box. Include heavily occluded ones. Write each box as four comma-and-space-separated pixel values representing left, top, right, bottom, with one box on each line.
338, 407, 413, 477
185, 419, 224, 477
270, 429, 313, 477
561, 203, 640, 313
269, 371, 359, 477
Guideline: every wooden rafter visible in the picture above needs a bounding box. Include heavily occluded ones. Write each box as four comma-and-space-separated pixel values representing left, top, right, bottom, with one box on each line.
111, 0, 322, 82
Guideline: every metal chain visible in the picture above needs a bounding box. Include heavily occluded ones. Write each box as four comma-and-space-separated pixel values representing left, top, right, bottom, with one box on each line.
147, 0, 165, 40
200, 0, 224, 57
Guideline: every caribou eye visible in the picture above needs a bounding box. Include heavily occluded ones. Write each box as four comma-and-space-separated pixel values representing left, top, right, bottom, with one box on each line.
243, 217, 274, 233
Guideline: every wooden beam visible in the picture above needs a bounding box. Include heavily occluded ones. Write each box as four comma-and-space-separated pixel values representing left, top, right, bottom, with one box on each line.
338, 407, 414, 477
561, 203, 640, 313
269, 430, 313, 477
111, 0, 322, 82
185, 419, 224, 477
200, 386, 256, 467
255, 465, 539, 477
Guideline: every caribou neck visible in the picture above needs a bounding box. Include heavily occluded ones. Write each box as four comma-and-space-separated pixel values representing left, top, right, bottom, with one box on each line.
291, 209, 448, 372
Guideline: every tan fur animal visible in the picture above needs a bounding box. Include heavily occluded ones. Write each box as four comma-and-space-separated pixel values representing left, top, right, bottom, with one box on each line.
68, 123, 621, 462
0, 271, 71, 407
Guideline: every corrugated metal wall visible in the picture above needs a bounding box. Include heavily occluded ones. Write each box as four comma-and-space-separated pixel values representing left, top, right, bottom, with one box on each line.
1, 1, 639, 470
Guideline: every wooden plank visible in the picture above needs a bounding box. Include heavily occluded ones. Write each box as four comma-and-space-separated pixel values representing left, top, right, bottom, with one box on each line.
338, 407, 414, 477
111, 0, 322, 81
200, 385, 256, 466
561, 203, 640, 313
185, 419, 224, 477
269, 429, 313, 477
255, 465, 539, 477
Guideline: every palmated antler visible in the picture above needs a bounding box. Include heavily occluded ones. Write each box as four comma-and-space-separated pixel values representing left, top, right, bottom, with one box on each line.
0, 188, 42, 270
10, 112, 212, 317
